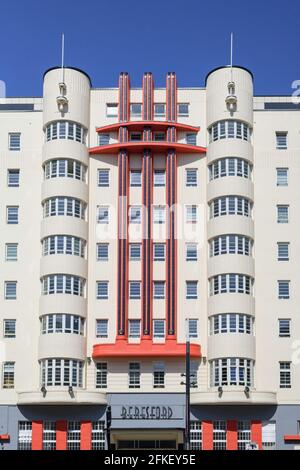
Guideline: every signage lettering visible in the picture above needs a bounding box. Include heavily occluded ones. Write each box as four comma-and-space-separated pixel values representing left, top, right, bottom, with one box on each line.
120, 405, 173, 420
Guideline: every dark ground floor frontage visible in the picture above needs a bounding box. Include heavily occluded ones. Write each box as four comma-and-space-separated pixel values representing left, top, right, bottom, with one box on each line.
0, 394, 300, 450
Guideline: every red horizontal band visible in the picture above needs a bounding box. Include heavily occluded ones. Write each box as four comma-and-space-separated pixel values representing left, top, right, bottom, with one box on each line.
96, 120, 200, 134
93, 338, 201, 358
89, 142, 206, 155
284, 435, 300, 441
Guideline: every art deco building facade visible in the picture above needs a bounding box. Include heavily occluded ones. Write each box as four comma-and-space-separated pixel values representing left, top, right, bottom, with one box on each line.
0, 64, 300, 450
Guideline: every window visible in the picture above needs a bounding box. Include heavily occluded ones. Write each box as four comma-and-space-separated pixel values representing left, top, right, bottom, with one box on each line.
44, 159, 86, 181
98, 134, 110, 146
8, 169, 20, 187
153, 281, 165, 299
98, 169, 109, 186
18, 422, 32, 450
210, 197, 251, 218
129, 281, 141, 300
154, 103, 166, 117
41, 314, 84, 335
186, 281, 198, 299
279, 319, 291, 337
129, 319, 141, 338
3, 362, 15, 388
277, 205, 289, 223
153, 362, 165, 388
277, 242, 289, 261
153, 243, 165, 261
42, 275, 85, 296
5, 243, 18, 261
237, 421, 251, 450
210, 358, 253, 387
152, 132, 164, 142
130, 132, 142, 141
186, 133, 197, 145
3, 319, 16, 338
96, 319, 108, 338
91, 421, 106, 450
97, 243, 109, 261
278, 280, 290, 299
96, 363, 107, 389
178, 103, 189, 116
262, 421, 276, 451
43, 422, 56, 450
188, 319, 198, 338
130, 103, 142, 117
279, 362, 291, 388
45, 122, 86, 144
43, 236, 85, 257
186, 243, 198, 261
208, 121, 250, 142
277, 168, 288, 186
130, 170, 142, 187
106, 103, 118, 117
190, 422, 202, 450
209, 235, 252, 257
41, 359, 83, 387
43, 198, 86, 219
213, 421, 226, 450
7, 206, 19, 224
153, 320, 165, 339
97, 206, 109, 224
210, 274, 253, 296
210, 314, 253, 335
97, 281, 108, 299
129, 362, 140, 388
186, 168, 198, 187
67, 421, 81, 451
154, 169, 166, 187
9, 132, 21, 150
276, 132, 287, 150
153, 206, 166, 224
129, 206, 141, 223
209, 158, 251, 180
190, 362, 198, 388
186, 205, 197, 223
129, 243, 141, 260
5, 281, 17, 299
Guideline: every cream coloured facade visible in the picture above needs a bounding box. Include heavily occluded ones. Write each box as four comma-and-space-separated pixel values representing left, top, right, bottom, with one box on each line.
0, 65, 300, 450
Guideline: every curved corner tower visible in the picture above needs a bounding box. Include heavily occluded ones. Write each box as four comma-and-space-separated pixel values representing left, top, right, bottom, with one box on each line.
39, 67, 90, 394
206, 66, 255, 395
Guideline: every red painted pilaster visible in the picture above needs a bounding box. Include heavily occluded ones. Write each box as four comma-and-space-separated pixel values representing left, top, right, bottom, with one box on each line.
80, 421, 92, 451
202, 421, 213, 450
251, 421, 262, 450
32, 421, 43, 450
56, 420, 67, 450
226, 420, 238, 450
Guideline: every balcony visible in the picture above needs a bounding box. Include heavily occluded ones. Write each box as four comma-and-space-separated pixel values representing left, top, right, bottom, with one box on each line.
90, 141, 206, 155
93, 338, 201, 359
96, 120, 200, 134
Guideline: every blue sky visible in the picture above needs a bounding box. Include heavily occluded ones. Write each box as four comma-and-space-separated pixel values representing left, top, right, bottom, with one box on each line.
1, 0, 299, 96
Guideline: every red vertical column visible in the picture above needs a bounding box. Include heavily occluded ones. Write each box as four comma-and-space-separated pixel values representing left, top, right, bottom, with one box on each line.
80, 421, 92, 451
166, 149, 177, 338
251, 421, 262, 450
117, 73, 130, 339
142, 72, 154, 121
32, 421, 43, 450
202, 421, 213, 450
56, 420, 67, 450
142, 150, 152, 338
226, 420, 238, 450
117, 150, 129, 338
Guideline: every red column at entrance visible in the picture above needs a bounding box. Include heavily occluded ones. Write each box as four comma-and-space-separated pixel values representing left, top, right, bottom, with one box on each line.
202, 421, 213, 450
56, 420, 67, 450
80, 421, 92, 450
226, 420, 238, 450
32, 421, 43, 450
251, 421, 262, 449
